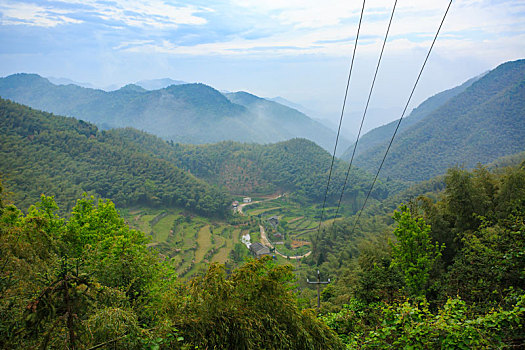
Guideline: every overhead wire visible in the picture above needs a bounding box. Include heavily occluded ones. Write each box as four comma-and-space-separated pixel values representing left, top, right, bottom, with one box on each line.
349, 0, 453, 236
331, 0, 398, 230
315, 0, 366, 243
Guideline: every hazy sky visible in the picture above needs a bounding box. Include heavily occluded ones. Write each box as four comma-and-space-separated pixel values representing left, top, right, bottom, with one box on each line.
0, 0, 524, 132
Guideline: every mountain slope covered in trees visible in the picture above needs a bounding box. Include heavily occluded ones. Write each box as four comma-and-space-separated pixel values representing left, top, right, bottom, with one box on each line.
0, 74, 347, 150
341, 74, 481, 159
0, 98, 395, 216
0, 98, 231, 215
106, 127, 396, 208
346, 59, 525, 182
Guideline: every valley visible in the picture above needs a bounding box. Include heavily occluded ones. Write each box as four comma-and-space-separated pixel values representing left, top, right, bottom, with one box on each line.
119, 192, 336, 278
0, 59, 524, 349
2, 0, 524, 347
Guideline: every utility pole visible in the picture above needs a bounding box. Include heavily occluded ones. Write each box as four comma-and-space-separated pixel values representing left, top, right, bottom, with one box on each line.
307, 270, 330, 309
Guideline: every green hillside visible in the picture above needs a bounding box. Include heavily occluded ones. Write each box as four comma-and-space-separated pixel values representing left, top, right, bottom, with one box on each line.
0, 74, 343, 150
107, 128, 396, 209
341, 74, 480, 159
1, 98, 523, 348
0, 98, 231, 216
350, 59, 525, 182
226, 91, 352, 151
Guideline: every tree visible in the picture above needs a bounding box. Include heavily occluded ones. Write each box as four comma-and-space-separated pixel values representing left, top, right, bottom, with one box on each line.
390, 205, 444, 298
164, 257, 344, 349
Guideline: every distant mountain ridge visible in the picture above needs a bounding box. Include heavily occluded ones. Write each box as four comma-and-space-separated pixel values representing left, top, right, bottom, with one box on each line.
135, 78, 187, 90
0, 97, 394, 215
346, 59, 525, 182
341, 74, 482, 160
0, 74, 346, 150
0, 97, 231, 215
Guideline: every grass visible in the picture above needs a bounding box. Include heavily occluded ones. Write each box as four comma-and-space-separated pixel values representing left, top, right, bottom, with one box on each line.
180, 223, 200, 250
249, 207, 282, 216
152, 213, 178, 242
211, 235, 231, 264
134, 214, 157, 234
232, 228, 241, 244
195, 225, 212, 262
176, 250, 195, 276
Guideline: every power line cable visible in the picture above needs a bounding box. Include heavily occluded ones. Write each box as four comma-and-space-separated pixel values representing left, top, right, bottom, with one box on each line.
315, 0, 366, 242
331, 0, 398, 229
349, 0, 453, 236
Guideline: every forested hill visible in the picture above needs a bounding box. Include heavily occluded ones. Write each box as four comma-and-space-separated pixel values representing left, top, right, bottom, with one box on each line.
0, 73, 346, 151
348, 59, 525, 182
107, 128, 396, 207
0, 98, 231, 215
341, 74, 480, 159
225, 91, 352, 153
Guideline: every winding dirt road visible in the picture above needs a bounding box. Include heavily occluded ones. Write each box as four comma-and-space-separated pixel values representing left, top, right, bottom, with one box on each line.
237, 193, 311, 259
236, 193, 282, 214
259, 224, 311, 260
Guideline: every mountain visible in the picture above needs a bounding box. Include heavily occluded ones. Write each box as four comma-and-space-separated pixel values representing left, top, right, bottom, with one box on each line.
135, 78, 187, 90
345, 59, 525, 182
225, 91, 352, 151
341, 75, 481, 160
0, 95, 397, 215
107, 128, 396, 208
0, 98, 231, 215
46, 76, 97, 89
344, 106, 402, 135
0, 74, 343, 151
267, 96, 359, 144
267, 96, 310, 113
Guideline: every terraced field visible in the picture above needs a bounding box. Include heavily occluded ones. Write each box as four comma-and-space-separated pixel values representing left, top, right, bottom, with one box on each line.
121, 194, 332, 277
122, 208, 257, 278
241, 195, 342, 257
195, 225, 212, 262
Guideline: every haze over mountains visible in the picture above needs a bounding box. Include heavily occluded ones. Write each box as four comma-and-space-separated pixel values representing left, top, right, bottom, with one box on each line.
0, 74, 350, 152
1, 59, 524, 186
342, 59, 525, 182
135, 78, 187, 90
0, 97, 390, 215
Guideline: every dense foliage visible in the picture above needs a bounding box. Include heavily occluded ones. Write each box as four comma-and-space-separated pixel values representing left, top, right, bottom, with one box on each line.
341, 74, 479, 159
353, 59, 525, 181
0, 97, 397, 216
0, 98, 231, 216
315, 162, 525, 347
109, 128, 395, 208
0, 188, 343, 349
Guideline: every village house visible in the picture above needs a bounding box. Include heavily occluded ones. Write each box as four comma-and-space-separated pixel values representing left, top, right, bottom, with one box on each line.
243, 197, 252, 203
249, 242, 270, 257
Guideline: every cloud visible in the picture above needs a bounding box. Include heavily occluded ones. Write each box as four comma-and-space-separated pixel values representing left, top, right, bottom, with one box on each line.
1, 0, 523, 86
0, 0, 211, 28
0, 1, 83, 27
2, 0, 523, 61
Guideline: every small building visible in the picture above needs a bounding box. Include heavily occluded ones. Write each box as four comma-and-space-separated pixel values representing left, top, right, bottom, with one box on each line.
249, 242, 270, 257
243, 197, 252, 203
232, 201, 239, 208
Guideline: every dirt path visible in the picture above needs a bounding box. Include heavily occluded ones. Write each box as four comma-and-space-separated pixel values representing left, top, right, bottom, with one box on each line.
259, 225, 311, 260
237, 193, 283, 214
237, 193, 311, 259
